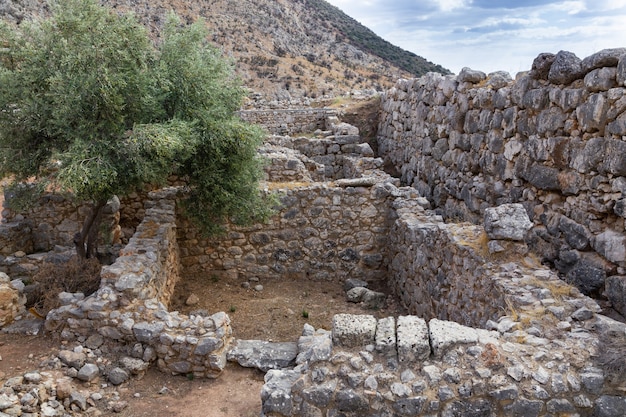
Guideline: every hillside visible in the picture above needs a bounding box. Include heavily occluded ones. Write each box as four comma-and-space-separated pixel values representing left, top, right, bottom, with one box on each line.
1, 0, 450, 104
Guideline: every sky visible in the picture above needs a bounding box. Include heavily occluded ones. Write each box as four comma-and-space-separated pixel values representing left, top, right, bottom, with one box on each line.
325, 0, 626, 76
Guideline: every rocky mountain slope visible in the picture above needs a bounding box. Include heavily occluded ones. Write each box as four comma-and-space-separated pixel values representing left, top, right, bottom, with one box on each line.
1, 0, 450, 104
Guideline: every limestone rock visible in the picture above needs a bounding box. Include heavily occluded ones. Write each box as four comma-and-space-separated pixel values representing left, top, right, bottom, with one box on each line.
227, 339, 297, 371
606, 276, 626, 317
484, 203, 533, 241
397, 316, 430, 363
548, 50, 584, 85
344, 278, 368, 291
581, 48, 626, 72
593, 395, 626, 417
530, 53, 556, 80
261, 369, 301, 416
457, 67, 486, 84
108, 367, 129, 386
332, 314, 376, 348
584, 67, 618, 92
185, 293, 200, 306
618, 54, 626, 85
76, 363, 99, 382
593, 230, 626, 264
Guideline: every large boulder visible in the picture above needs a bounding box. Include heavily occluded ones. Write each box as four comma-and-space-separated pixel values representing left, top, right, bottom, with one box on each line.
484, 204, 533, 241
548, 50, 584, 85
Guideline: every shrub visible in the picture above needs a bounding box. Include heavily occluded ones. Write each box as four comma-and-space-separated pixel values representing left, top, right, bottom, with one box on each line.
30, 256, 102, 315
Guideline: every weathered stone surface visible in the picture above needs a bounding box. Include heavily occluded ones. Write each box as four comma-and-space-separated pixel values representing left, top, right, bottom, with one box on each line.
593, 230, 626, 264
457, 67, 487, 84
296, 328, 332, 364
227, 340, 297, 371
261, 369, 300, 416
57, 350, 86, 370
582, 48, 626, 72
548, 50, 584, 84
332, 314, 376, 348
484, 204, 533, 241
559, 216, 590, 250
429, 319, 478, 358
107, 367, 129, 386
584, 67, 618, 92
76, 363, 99, 382
606, 276, 626, 317
375, 316, 396, 357
618, 54, 626, 85
593, 395, 626, 417
397, 315, 430, 363
531, 53, 556, 80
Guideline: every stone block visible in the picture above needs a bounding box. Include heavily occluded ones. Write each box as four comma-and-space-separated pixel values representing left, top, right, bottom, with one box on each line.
594, 230, 626, 264
332, 314, 377, 348
484, 203, 533, 241
397, 316, 430, 363
375, 316, 396, 357
226, 340, 297, 372
606, 276, 626, 317
428, 318, 478, 358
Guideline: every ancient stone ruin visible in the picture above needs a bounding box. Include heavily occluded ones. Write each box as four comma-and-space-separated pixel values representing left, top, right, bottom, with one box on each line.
1, 48, 626, 417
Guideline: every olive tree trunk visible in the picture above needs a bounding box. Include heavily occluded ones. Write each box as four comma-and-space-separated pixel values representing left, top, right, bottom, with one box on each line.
73, 199, 107, 259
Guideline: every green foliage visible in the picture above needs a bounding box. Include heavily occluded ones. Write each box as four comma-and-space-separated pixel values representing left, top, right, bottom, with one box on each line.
0, 0, 271, 240
304, 0, 450, 77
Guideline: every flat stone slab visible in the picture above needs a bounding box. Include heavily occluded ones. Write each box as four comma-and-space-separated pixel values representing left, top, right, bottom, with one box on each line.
397, 316, 430, 363
227, 339, 297, 372
1, 318, 43, 335
429, 318, 479, 358
332, 314, 377, 348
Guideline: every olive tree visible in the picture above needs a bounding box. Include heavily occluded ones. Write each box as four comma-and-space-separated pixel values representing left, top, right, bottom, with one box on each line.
0, 0, 271, 258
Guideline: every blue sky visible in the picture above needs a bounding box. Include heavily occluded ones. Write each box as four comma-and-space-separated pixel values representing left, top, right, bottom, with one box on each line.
325, 0, 626, 76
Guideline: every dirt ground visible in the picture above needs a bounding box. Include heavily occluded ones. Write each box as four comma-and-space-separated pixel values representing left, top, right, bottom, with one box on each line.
0, 273, 404, 416
170, 272, 406, 342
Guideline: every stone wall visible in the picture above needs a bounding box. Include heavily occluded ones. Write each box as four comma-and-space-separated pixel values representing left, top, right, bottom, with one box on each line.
377, 49, 626, 312
262, 312, 626, 417
238, 108, 337, 135
0, 271, 25, 327
1, 192, 122, 253
45, 188, 233, 379
260, 186, 626, 417
177, 180, 395, 284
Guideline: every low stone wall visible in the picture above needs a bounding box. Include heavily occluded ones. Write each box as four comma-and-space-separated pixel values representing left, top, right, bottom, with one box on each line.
238, 108, 338, 135
1, 192, 121, 253
262, 312, 626, 417
377, 49, 626, 312
45, 188, 233, 379
265, 123, 376, 180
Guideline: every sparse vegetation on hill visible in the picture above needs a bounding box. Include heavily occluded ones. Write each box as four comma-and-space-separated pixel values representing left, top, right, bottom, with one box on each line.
0, 0, 450, 101
304, 0, 450, 77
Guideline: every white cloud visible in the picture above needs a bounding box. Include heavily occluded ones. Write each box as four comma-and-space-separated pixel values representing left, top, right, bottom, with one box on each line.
325, 0, 626, 75
435, 0, 469, 12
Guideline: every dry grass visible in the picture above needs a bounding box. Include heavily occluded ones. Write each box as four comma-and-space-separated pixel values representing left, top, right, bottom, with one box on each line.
30, 256, 102, 315
522, 276, 576, 302
450, 226, 491, 258
264, 181, 313, 191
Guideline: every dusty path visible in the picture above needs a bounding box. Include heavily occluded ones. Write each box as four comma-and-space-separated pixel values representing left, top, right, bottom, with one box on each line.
0, 333, 263, 416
